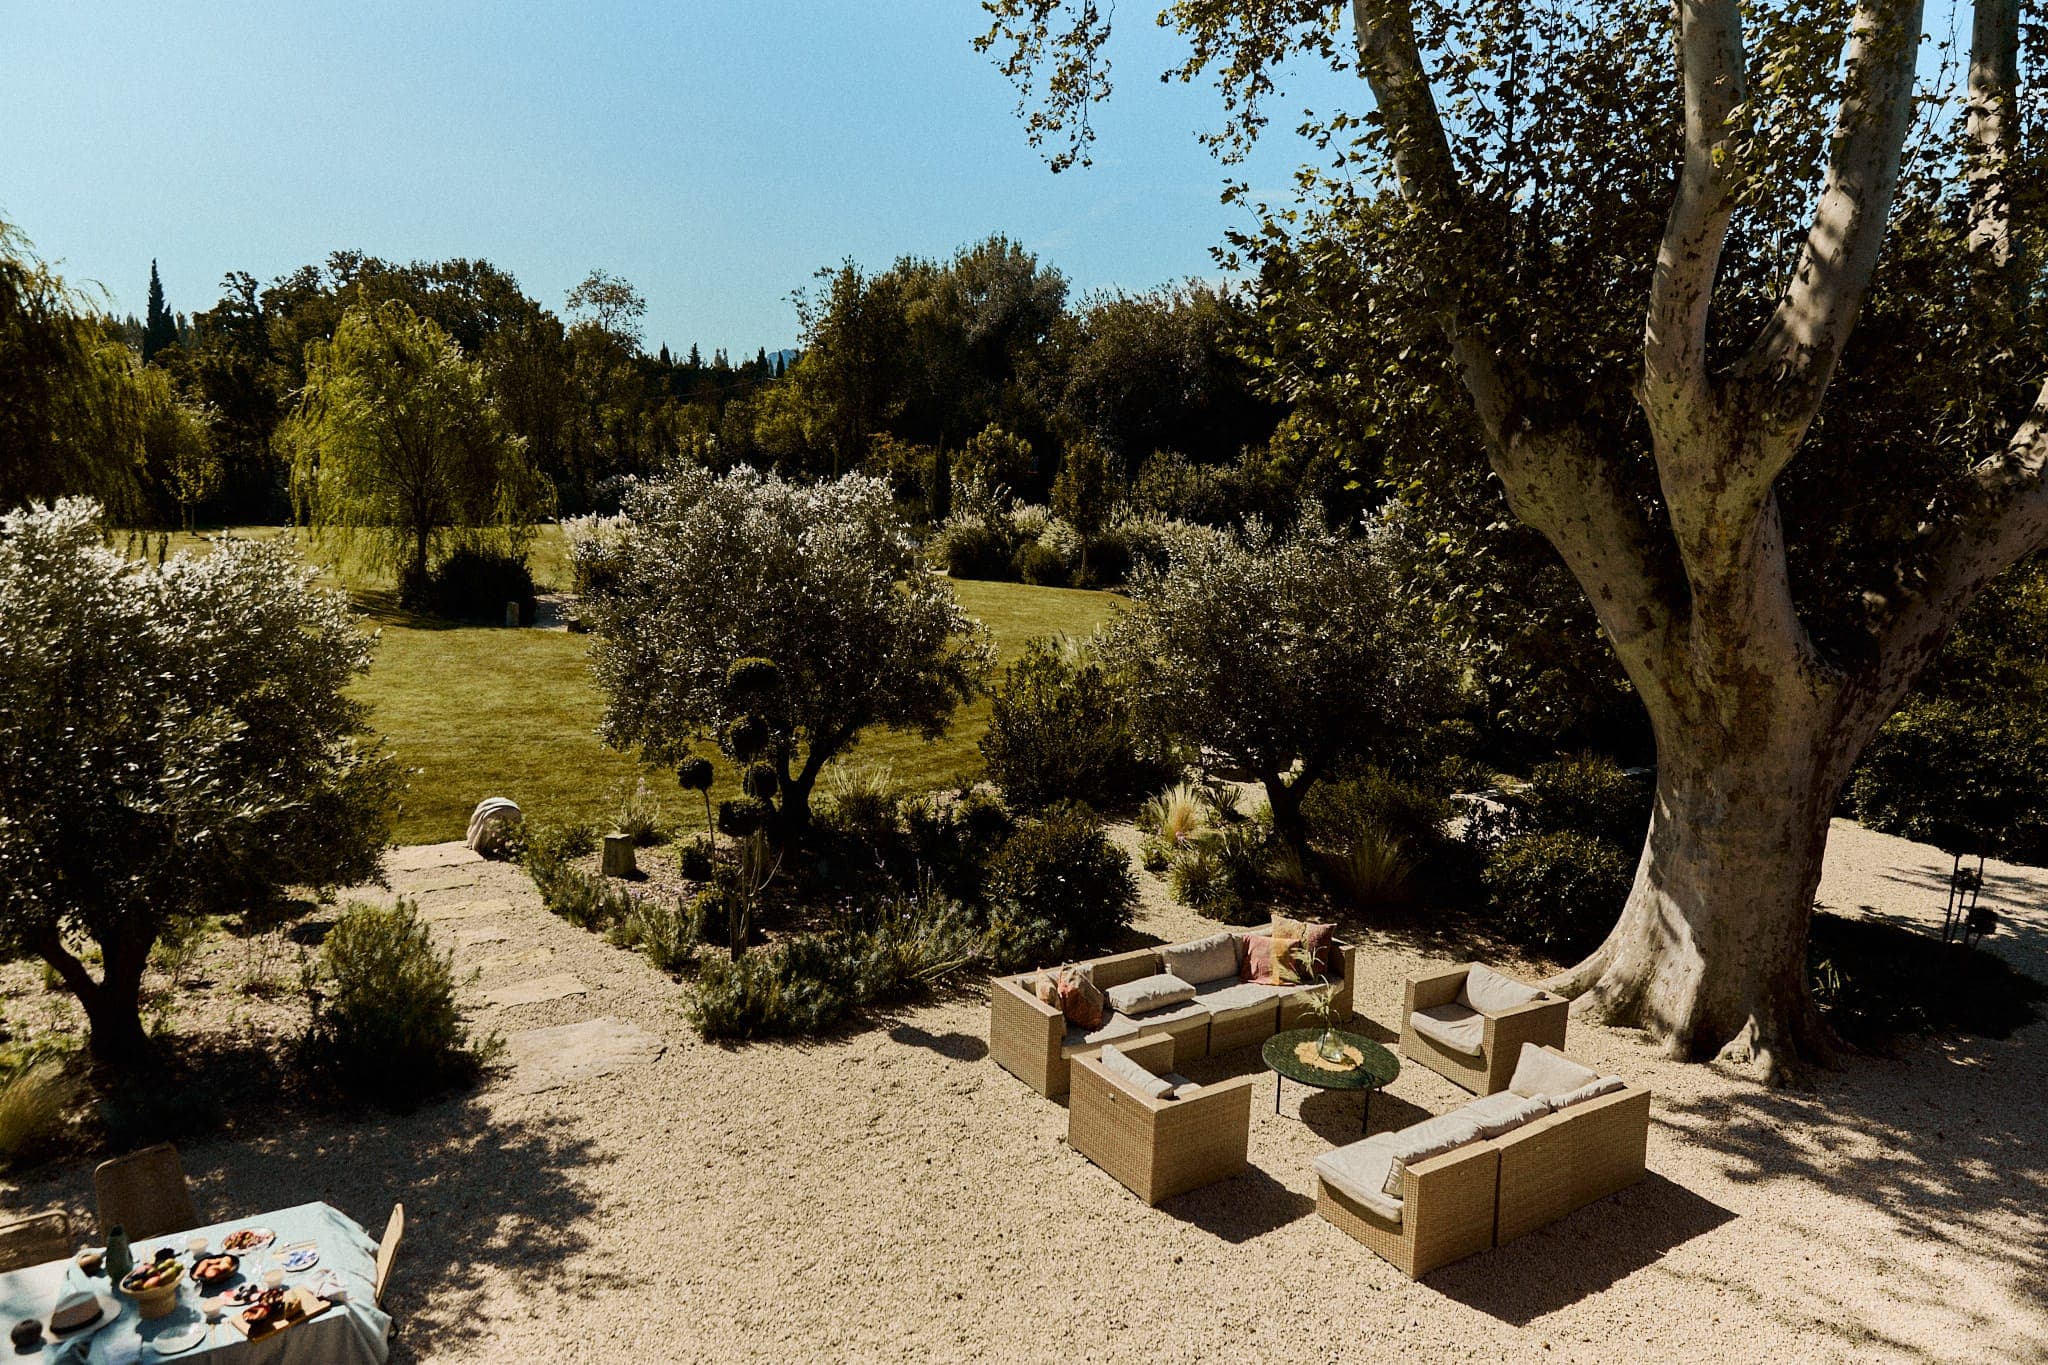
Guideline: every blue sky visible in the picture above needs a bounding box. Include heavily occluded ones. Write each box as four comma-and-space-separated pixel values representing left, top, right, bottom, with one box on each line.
0, 1, 1337, 357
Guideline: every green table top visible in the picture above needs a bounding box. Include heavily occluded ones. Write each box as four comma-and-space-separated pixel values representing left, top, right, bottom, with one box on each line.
1263, 1028, 1400, 1091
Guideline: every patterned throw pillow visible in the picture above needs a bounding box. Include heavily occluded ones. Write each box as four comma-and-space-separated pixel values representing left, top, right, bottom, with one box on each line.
1271, 914, 1337, 977
1053, 967, 1105, 1030
1239, 933, 1300, 986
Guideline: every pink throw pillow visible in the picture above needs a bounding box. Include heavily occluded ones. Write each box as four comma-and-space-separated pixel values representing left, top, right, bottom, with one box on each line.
1054, 969, 1105, 1030
1272, 915, 1337, 977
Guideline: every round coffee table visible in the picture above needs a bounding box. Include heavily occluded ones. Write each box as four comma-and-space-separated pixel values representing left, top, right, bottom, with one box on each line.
1262, 1027, 1400, 1133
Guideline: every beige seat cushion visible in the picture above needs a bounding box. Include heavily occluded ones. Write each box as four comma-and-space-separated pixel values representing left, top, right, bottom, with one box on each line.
1506, 1044, 1601, 1100
1063, 997, 1208, 1052
1160, 1072, 1201, 1099
1105, 972, 1197, 1016
1160, 932, 1240, 986
1194, 978, 1285, 1015
1381, 1112, 1486, 1195
1458, 962, 1546, 1015
1097, 1043, 1173, 1100
1410, 1003, 1486, 1056
1314, 1137, 1404, 1223
1456, 1089, 1552, 1139
1548, 1075, 1627, 1110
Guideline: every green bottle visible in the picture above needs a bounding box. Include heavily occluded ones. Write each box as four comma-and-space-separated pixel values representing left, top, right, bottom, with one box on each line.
104, 1226, 131, 1285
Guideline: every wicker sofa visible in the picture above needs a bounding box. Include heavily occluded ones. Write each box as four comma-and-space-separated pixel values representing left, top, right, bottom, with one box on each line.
1400, 961, 1569, 1095
1067, 1033, 1256, 1204
1315, 1044, 1651, 1278
990, 936, 1356, 1098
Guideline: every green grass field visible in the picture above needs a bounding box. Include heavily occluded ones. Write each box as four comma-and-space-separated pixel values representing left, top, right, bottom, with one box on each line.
161, 527, 1118, 843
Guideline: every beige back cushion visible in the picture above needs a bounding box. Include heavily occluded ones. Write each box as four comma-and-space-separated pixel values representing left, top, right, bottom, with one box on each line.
1105, 972, 1197, 1016
1507, 1044, 1600, 1101
1547, 1075, 1627, 1111
1160, 932, 1240, 986
1379, 1112, 1485, 1196
1097, 1044, 1173, 1100
1458, 1090, 1552, 1139
1458, 963, 1544, 1015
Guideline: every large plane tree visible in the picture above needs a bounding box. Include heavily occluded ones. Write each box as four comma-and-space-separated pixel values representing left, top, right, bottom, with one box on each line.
982, 0, 2048, 1077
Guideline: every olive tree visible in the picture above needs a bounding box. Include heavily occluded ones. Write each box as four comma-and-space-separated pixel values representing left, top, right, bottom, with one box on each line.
284, 299, 550, 601
576, 467, 994, 841
1100, 516, 1454, 857
0, 501, 401, 1066
984, 0, 2048, 1077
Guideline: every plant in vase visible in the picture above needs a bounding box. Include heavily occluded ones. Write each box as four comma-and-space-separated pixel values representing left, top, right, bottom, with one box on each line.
1293, 945, 1349, 1064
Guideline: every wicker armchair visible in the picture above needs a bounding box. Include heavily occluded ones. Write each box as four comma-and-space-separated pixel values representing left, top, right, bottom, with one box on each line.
1067, 1034, 1255, 1205
1315, 1137, 1500, 1279
1399, 962, 1567, 1095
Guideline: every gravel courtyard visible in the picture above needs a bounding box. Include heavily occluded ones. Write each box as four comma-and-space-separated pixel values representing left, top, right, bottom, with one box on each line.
8, 817, 2044, 1363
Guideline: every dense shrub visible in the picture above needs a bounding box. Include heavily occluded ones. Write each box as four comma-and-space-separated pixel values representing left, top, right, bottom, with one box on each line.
983, 802, 1136, 955
608, 897, 700, 974
683, 881, 986, 1040
1517, 755, 1653, 851
1849, 698, 2048, 861
1015, 540, 1073, 586
1481, 832, 1633, 955
520, 823, 637, 930
982, 638, 1159, 810
903, 790, 1016, 901
301, 900, 494, 1106
424, 547, 537, 623
676, 837, 714, 881
1303, 766, 1453, 855
939, 519, 1020, 580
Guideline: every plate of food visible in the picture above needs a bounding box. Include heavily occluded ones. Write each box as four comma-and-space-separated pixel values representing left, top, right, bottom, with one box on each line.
228, 1283, 267, 1306
192, 1252, 241, 1287
278, 1247, 319, 1274
221, 1227, 275, 1253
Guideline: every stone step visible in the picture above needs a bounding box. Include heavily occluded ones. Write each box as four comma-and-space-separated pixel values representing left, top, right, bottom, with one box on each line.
479, 973, 591, 1009
499, 1016, 665, 1095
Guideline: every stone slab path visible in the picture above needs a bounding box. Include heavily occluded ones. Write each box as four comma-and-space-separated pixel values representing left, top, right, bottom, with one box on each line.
369, 841, 666, 1097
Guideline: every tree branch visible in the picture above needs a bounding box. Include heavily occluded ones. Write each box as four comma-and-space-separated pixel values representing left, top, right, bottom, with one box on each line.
1737, 0, 1925, 448
1859, 377, 2048, 729
1642, 0, 1747, 402
1966, 0, 2021, 309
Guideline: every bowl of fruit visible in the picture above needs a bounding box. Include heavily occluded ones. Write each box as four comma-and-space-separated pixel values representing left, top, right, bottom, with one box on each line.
192, 1252, 240, 1288
117, 1248, 185, 1319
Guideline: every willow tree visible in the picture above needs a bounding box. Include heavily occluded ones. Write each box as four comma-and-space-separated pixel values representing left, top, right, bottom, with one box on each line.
983, 0, 2048, 1076
285, 299, 550, 600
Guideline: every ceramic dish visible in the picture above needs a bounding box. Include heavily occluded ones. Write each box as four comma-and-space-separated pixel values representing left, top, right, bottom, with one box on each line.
279, 1249, 320, 1274
149, 1319, 209, 1354
220, 1227, 275, 1253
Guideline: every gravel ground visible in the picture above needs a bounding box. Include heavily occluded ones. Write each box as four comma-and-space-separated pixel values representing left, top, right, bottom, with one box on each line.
6, 817, 2045, 1363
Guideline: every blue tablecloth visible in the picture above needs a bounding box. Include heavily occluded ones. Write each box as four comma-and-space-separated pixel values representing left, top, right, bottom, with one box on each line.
0, 1201, 391, 1364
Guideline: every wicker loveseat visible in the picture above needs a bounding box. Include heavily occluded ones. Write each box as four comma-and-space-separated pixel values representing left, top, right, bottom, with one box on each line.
1314, 1043, 1651, 1278
1067, 1033, 1256, 1204
990, 934, 1356, 1098
1400, 961, 1569, 1095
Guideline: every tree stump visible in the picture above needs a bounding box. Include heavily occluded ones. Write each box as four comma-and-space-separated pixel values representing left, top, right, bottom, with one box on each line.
600, 833, 637, 878
504, 601, 521, 628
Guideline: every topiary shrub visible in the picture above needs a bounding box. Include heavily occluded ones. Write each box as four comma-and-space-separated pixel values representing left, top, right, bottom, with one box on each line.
300, 900, 495, 1106
1481, 831, 1632, 955
424, 547, 537, 623
676, 837, 714, 882
982, 638, 1158, 811
985, 802, 1136, 954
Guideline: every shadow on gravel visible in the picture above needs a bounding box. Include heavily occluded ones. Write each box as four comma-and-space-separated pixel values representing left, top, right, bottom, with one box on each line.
1428, 1171, 1734, 1323
1160, 1165, 1313, 1243
194, 1096, 604, 1364
886, 1023, 988, 1063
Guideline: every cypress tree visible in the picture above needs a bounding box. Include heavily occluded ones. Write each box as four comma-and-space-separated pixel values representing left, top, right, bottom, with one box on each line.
142, 260, 177, 363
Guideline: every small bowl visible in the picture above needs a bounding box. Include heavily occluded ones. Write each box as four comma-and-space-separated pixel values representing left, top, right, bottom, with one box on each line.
191, 1252, 240, 1288
262, 1270, 285, 1289
117, 1260, 184, 1320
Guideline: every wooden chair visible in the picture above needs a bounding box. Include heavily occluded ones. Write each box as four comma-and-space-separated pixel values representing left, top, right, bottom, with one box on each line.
0, 1209, 70, 1273
93, 1143, 200, 1241
375, 1203, 404, 1305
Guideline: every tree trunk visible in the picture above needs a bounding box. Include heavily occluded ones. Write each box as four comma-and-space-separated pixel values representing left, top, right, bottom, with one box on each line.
40, 932, 153, 1069
1259, 769, 1312, 859
1548, 694, 1854, 1080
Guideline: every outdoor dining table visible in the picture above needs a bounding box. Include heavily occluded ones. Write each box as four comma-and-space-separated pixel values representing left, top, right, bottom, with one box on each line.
0, 1202, 390, 1364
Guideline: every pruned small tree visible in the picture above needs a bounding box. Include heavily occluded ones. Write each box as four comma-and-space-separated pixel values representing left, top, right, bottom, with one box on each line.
1100, 516, 1454, 857
578, 467, 995, 842
0, 500, 401, 1066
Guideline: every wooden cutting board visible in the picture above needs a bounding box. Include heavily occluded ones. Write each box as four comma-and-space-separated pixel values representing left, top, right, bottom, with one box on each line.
226, 1287, 333, 1340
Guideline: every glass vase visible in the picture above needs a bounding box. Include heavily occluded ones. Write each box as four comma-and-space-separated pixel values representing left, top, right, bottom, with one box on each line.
1316, 1026, 1347, 1063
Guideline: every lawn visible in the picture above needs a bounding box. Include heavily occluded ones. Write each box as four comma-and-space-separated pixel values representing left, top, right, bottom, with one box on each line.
160, 527, 1120, 843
